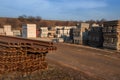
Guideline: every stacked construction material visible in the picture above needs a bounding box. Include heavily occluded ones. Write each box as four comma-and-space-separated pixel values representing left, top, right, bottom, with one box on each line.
0, 35, 56, 74
22, 24, 36, 38
88, 26, 103, 47
73, 23, 89, 45
12, 30, 21, 36
3, 25, 13, 36
40, 27, 48, 38
0, 28, 5, 35
103, 20, 120, 50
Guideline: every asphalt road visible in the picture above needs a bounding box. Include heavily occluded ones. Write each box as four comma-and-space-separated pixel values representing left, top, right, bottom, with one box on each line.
47, 43, 120, 80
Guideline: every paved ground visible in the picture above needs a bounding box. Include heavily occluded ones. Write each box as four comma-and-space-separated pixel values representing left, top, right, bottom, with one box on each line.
47, 43, 120, 80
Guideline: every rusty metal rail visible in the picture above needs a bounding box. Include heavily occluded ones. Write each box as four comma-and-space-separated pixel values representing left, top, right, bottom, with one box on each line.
0, 35, 56, 74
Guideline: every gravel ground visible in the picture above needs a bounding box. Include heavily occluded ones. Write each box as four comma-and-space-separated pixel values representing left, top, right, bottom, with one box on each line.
0, 63, 104, 80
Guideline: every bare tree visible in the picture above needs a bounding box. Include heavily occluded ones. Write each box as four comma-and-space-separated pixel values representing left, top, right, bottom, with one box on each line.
35, 16, 42, 22
18, 15, 27, 22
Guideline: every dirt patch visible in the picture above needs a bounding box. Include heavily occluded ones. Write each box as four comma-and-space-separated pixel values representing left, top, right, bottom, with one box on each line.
0, 63, 105, 80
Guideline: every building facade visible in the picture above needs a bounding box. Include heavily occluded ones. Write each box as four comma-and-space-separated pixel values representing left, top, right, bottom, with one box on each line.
103, 20, 120, 50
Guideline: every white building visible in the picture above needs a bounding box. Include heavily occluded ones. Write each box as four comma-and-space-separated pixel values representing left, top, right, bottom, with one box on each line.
40, 27, 48, 38
22, 24, 36, 38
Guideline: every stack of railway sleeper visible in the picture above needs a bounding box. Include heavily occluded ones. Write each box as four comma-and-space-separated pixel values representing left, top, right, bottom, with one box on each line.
0, 35, 56, 74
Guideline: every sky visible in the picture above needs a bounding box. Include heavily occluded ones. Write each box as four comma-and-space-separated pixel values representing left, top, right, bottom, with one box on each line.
0, 0, 120, 21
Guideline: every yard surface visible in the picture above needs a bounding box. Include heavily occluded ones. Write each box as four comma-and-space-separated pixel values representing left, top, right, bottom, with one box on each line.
47, 43, 120, 80
0, 63, 101, 80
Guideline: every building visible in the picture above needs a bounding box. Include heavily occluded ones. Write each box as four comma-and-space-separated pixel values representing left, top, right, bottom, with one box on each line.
88, 25, 103, 47
22, 24, 36, 38
40, 27, 48, 38
103, 20, 120, 50
73, 23, 89, 45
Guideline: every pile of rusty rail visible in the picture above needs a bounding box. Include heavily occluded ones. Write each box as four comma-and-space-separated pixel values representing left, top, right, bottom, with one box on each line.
0, 35, 56, 74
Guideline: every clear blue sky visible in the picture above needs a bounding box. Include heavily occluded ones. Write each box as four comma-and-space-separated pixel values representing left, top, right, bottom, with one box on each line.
0, 0, 120, 21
